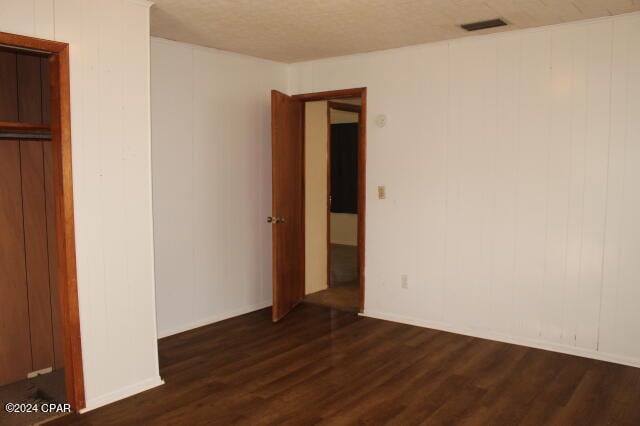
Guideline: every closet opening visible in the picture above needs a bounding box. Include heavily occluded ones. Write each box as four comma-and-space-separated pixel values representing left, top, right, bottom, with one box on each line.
0, 31, 84, 418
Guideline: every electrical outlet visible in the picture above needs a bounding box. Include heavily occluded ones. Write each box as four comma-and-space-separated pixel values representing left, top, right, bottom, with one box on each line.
401, 274, 408, 289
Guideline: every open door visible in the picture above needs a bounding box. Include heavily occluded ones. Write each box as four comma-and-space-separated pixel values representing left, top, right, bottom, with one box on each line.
270, 90, 305, 322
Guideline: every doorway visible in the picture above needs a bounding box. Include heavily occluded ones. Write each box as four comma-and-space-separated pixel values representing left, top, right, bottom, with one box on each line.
270, 88, 366, 322
0, 31, 85, 414
303, 99, 361, 312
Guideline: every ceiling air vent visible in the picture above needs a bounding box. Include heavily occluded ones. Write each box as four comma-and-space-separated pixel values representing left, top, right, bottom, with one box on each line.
460, 18, 508, 32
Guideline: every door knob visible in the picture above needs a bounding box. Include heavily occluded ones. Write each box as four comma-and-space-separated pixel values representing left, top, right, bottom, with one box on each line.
267, 216, 286, 224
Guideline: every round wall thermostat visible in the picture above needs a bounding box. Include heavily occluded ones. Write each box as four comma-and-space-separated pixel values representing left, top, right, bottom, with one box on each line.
375, 114, 387, 128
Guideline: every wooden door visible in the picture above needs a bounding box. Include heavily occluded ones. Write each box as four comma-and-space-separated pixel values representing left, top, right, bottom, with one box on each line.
271, 90, 305, 322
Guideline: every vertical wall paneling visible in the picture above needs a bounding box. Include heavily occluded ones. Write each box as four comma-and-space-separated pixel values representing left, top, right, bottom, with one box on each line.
600, 15, 640, 359
487, 36, 520, 336
513, 30, 552, 340
44, 141, 64, 368
152, 39, 196, 336
41, 57, 51, 124
0, 51, 19, 121
1, 48, 57, 379
121, 0, 160, 388
2, 0, 162, 409
0, 140, 32, 386
566, 21, 611, 351
0, 0, 54, 39
1, 49, 58, 377
17, 54, 44, 123
96, 0, 129, 394
20, 140, 56, 371
151, 38, 288, 337
288, 12, 640, 367
543, 26, 574, 344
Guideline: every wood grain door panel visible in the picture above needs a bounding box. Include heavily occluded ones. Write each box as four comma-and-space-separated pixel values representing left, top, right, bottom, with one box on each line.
0, 140, 32, 386
271, 90, 305, 322
44, 142, 64, 368
21, 140, 55, 371
0, 51, 18, 121
17, 54, 43, 123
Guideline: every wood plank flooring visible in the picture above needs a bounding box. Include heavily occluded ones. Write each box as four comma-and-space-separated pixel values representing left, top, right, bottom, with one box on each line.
304, 281, 359, 312
50, 304, 640, 425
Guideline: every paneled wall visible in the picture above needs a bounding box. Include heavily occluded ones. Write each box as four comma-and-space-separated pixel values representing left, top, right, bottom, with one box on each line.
151, 38, 288, 337
290, 13, 640, 366
0, 139, 61, 386
0, 0, 161, 410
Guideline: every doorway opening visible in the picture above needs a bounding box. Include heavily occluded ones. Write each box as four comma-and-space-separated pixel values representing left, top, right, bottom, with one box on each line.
303, 99, 361, 312
270, 88, 366, 322
0, 31, 85, 415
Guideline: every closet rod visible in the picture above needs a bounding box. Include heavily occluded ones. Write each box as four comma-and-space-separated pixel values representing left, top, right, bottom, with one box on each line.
0, 132, 52, 140
0, 43, 50, 56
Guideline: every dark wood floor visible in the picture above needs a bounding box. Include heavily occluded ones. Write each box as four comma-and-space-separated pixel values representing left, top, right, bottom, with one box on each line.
304, 281, 359, 312
50, 304, 640, 425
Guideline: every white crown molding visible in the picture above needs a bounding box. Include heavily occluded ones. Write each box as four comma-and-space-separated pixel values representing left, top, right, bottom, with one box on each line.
126, 0, 154, 8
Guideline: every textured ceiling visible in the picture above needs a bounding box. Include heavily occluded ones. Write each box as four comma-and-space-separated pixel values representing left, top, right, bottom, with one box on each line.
150, 0, 640, 63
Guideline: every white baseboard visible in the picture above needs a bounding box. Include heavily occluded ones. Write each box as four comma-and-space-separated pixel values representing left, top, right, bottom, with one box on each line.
157, 300, 272, 338
363, 310, 640, 369
80, 376, 164, 413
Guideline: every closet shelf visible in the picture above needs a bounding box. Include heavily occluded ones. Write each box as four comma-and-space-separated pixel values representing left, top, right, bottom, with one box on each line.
0, 121, 52, 140
0, 121, 51, 134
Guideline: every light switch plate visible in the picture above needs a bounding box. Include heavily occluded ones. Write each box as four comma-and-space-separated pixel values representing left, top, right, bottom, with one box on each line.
377, 185, 386, 199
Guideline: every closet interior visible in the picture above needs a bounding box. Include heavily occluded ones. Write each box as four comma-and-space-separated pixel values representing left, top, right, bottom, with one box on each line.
0, 47, 66, 423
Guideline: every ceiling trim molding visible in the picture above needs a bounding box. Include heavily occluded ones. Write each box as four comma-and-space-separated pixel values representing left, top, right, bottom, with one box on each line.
127, 0, 154, 8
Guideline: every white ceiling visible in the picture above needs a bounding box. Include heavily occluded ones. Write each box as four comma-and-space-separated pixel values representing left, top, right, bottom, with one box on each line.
150, 0, 640, 63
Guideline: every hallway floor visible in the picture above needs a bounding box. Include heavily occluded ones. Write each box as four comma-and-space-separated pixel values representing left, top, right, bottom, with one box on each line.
304, 244, 359, 311
304, 280, 359, 312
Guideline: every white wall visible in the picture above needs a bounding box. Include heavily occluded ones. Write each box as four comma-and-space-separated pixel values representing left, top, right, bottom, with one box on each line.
151, 38, 287, 337
304, 101, 329, 294
330, 213, 357, 246
0, 0, 161, 411
290, 13, 640, 367
330, 108, 359, 124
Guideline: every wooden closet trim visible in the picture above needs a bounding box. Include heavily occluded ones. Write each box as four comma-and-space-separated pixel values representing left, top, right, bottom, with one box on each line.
0, 31, 85, 411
